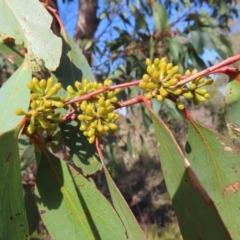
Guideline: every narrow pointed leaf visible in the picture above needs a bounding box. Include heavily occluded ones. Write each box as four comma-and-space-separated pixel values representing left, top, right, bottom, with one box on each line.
20, 144, 36, 170
100, 159, 146, 240
0, 62, 31, 134
0, 127, 29, 239
186, 119, 240, 239
0, 0, 62, 71
23, 185, 40, 235
0, 42, 24, 67
60, 120, 102, 176
152, 2, 168, 31
35, 147, 127, 240
54, 31, 95, 88
150, 109, 230, 239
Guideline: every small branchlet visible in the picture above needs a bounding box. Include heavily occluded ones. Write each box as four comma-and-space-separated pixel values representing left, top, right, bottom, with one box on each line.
15, 58, 214, 144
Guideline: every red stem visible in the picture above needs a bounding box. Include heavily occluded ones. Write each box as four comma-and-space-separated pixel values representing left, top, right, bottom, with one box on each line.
64, 80, 141, 106
183, 108, 194, 121
176, 54, 240, 86
43, 0, 50, 7
95, 138, 104, 160
44, 5, 65, 30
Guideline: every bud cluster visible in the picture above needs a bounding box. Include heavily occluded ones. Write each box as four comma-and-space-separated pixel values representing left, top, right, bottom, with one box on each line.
67, 79, 121, 143
181, 69, 213, 105
139, 58, 213, 109
15, 77, 64, 135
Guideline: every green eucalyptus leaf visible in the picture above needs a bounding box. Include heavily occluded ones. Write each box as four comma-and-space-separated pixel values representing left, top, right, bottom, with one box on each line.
35, 147, 127, 240
54, 30, 95, 88
60, 120, 102, 176
0, 62, 31, 134
150, 109, 231, 240
0, 0, 62, 71
102, 163, 146, 240
186, 119, 240, 239
225, 74, 240, 139
0, 127, 29, 240
0, 42, 24, 67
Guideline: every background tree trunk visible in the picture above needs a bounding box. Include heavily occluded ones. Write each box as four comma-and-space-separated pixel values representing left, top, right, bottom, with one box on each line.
74, 0, 98, 65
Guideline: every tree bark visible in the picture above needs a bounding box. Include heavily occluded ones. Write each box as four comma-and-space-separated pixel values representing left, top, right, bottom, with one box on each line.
74, 0, 98, 65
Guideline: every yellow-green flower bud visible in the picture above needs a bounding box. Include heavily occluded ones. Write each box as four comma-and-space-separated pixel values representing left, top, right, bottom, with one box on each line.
103, 125, 109, 131
108, 113, 115, 120
31, 110, 38, 117
107, 91, 114, 98
108, 123, 118, 130
98, 97, 105, 106
146, 58, 152, 66
15, 108, 25, 115
39, 79, 47, 89
166, 63, 173, 71
153, 58, 160, 65
46, 77, 54, 92
86, 107, 93, 116
98, 107, 105, 115
27, 123, 35, 135
111, 97, 118, 103
88, 135, 95, 144
67, 86, 76, 95
83, 131, 89, 136
145, 92, 153, 100
75, 81, 82, 90
195, 93, 206, 102
88, 128, 95, 137
168, 88, 182, 95
189, 83, 196, 91
156, 95, 164, 102
44, 100, 52, 108
152, 71, 160, 80
52, 101, 64, 108
146, 82, 155, 90
160, 86, 169, 97
97, 124, 104, 132
142, 74, 150, 82
80, 124, 87, 131
30, 93, 39, 100
195, 88, 207, 95
176, 99, 185, 110
78, 114, 85, 121
203, 79, 214, 86
147, 66, 154, 76
55, 83, 62, 90
37, 117, 49, 129
90, 120, 98, 128
183, 92, 193, 99
139, 82, 147, 89
185, 69, 191, 76
204, 93, 211, 99
105, 99, 111, 107
27, 81, 35, 90
31, 101, 38, 110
